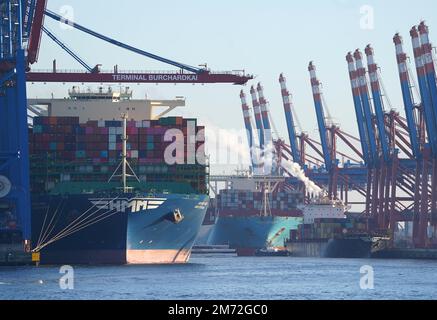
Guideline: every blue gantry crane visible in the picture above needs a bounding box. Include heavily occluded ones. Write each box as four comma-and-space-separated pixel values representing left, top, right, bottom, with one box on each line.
240, 90, 257, 169
354, 50, 379, 167
393, 33, 421, 159
279, 73, 301, 165
0, 0, 35, 253
250, 86, 265, 150
409, 24, 437, 246
308, 62, 333, 172
365, 45, 391, 163
346, 52, 372, 168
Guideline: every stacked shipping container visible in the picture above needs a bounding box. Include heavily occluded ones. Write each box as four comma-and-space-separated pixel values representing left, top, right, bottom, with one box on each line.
216, 190, 304, 217
29, 116, 207, 194
289, 217, 371, 241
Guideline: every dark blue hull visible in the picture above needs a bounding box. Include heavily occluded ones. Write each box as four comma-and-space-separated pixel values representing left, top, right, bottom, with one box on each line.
286, 238, 373, 258
31, 193, 208, 264
208, 215, 302, 256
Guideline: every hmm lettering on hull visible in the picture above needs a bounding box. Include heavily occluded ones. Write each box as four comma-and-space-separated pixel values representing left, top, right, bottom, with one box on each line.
90, 198, 166, 213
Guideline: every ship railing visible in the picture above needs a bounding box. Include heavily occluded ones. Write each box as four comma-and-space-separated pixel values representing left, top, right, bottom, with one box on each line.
29, 69, 251, 76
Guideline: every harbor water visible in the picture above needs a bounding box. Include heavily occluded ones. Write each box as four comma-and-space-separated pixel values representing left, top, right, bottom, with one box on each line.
1, 256, 436, 300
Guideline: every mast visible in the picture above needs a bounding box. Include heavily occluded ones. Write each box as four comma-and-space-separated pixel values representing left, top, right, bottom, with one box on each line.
122, 113, 128, 193
108, 113, 139, 192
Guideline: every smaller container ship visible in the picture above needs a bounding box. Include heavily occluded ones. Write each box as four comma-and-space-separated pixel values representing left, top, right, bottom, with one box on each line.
194, 199, 217, 245
370, 221, 437, 260
286, 200, 381, 258
207, 174, 304, 256
207, 171, 380, 258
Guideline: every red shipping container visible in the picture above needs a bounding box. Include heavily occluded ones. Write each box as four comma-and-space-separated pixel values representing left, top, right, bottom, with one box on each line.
86, 120, 98, 127
127, 127, 138, 135
98, 142, 108, 150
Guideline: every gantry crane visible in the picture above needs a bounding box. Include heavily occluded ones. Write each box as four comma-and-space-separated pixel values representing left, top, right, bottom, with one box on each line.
26, 9, 253, 85
1, 0, 253, 259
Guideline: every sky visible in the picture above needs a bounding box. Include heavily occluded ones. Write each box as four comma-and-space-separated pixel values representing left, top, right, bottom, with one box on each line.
27, 0, 437, 174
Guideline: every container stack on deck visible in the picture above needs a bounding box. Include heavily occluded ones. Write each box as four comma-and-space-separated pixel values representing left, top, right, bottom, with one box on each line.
216, 190, 304, 216
29, 116, 207, 194
289, 218, 373, 241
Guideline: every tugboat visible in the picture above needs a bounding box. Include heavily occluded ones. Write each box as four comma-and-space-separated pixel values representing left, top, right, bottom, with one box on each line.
255, 247, 290, 257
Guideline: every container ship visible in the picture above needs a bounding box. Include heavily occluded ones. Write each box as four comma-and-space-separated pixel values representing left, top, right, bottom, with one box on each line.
27, 87, 209, 264
194, 199, 217, 245
207, 174, 304, 256
370, 221, 437, 260
286, 200, 382, 258
206, 172, 381, 258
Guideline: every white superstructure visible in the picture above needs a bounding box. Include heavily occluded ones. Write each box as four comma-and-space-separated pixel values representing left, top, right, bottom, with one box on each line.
27, 86, 186, 122
300, 198, 349, 224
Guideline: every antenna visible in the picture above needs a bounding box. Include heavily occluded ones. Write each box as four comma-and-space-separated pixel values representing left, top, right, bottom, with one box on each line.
108, 113, 140, 193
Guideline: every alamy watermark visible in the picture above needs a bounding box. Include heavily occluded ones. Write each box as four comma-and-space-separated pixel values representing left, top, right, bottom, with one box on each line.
159, 121, 278, 174
360, 265, 374, 290
360, 5, 375, 30
59, 5, 75, 30
59, 265, 74, 290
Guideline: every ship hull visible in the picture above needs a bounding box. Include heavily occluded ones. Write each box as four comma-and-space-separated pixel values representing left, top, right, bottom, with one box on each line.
371, 248, 437, 260
208, 215, 302, 256
287, 238, 373, 258
31, 193, 208, 264
194, 224, 215, 245
324, 238, 372, 258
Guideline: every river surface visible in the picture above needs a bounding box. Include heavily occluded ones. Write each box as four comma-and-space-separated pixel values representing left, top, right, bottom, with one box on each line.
1, 255, 436, 300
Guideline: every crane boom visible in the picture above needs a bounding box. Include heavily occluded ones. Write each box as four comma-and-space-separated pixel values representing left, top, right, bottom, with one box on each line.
41, 26, 94, 73
279, 73, 301, 164
26, 70, 252, 84
308, 62, 332, 170
393, 33, 420, 158
419, 21, 437, 155
43, 9, 201, 73
354, 49, 378, 166
365, 45, 391, 162
250, 86, 265, 149
27, 0, 47, 64
257, 83, 273, 147
410, 26, 437, 156
346, 52, 371, 166
26, 7, 253, 85
240, 90, 256, 167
